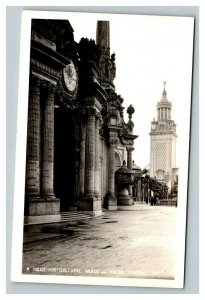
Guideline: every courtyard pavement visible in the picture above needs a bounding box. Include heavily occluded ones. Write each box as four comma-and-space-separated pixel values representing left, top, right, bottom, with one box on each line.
22, 204, 177, 280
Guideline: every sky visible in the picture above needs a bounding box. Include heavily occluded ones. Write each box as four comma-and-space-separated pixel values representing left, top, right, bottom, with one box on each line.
67, 13, 194, 169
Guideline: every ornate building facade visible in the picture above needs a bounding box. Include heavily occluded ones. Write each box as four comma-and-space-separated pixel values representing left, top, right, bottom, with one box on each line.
24, 19, 137, 224
150, 82, 178, 192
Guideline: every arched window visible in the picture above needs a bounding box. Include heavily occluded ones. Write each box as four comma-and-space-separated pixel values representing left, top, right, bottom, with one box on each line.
115, 151, 122, 171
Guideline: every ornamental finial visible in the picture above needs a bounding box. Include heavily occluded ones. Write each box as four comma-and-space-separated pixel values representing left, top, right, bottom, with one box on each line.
127, 104, 135, 120
162, 81, 167, 101
163, 81, 166, 89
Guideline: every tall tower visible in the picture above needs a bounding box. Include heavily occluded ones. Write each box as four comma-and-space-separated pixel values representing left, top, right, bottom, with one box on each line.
96, 21, 110, 49
150, 82, 177, 191
96, 21, 116, 91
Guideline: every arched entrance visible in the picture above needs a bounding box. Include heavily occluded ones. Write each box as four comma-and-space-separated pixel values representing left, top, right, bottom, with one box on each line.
115, 151, 122, 171
54, 106, 77, 212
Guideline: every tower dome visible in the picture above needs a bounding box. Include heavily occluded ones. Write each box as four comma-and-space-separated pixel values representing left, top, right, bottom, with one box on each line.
157, 82, 172, 121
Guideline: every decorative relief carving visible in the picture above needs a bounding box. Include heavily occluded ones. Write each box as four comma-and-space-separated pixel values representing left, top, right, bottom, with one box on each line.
87, 114, 95, 124
83, 97, 95, 106
31, 59, 60, 78
81, 107, 98, 121
110, 53, 116, 81
119, 136, 134, 146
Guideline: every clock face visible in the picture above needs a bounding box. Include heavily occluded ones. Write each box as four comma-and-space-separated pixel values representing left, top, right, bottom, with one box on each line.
63, 61, 77, 92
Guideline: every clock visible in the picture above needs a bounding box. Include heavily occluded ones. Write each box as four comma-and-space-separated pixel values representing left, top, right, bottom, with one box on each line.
63, 61, 78, 92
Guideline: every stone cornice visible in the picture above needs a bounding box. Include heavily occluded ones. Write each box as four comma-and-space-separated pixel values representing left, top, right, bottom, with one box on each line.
31, 40, 70, 71
149, 131, 177, 137
31, 59, 60, 83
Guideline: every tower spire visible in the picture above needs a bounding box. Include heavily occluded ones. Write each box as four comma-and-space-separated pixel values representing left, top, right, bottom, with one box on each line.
150, 83, 177, 193
163, 81, 166, 90
162, 81, 167, 100
96, 21, 110, 49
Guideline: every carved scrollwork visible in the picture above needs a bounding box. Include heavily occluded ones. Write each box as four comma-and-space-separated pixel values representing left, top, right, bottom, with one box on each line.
120, 136, 134, 146
110, 53, 116, 82
81, 108, 97, 122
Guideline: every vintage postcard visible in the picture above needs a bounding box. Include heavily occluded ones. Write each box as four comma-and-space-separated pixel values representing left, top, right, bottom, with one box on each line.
11, 10, 194, 288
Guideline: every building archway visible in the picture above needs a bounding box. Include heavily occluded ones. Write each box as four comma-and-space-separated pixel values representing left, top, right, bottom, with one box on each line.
115, 151, 122, 171
54, 106, 77, 212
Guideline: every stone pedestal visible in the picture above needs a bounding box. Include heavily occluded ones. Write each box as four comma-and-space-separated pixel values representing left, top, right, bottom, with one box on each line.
117, 188, 134, 206
26, 197, 61, 224
77, 196, 102, 216
115, 160, 135, 207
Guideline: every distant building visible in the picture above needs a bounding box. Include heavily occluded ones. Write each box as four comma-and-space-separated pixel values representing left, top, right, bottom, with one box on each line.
150, 82, 178, 192
24, 19, 137, 224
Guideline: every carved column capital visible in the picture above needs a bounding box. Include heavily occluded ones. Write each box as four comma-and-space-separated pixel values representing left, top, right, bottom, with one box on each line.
109, 137, 118, 146
95, 111, 101, 120
41, 81, 56, 97
30, 75, 41, 95
126, 147, 135, 152
47, 82, 56, 96
108, 131, 118, 147
82, 108, 97, 123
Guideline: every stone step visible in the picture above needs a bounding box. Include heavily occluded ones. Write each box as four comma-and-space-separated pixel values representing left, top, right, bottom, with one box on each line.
61, 212, 92, 222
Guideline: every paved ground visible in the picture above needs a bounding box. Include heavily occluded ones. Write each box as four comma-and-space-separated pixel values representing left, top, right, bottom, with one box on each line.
22, 204, 177, 280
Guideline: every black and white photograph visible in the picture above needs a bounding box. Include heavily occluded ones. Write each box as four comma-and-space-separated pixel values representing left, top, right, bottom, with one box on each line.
11, 10, 194, 288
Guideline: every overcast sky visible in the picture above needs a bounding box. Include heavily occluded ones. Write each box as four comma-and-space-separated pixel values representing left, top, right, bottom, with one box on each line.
67, 13, 194, 169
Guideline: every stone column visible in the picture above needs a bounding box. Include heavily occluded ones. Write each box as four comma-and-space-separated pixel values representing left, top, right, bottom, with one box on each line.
94, 114, 100, 198
99, 155, 103, 199
142, 181, 144, 202
79, 120, 86, 195
26, 80, 60, 224
137, 177, 142, 202
107, 134, 118, 210
160, 108, 163, 120
78, 108, 102, 216
25, 76, 41, 197
126, 147, 134, 171
126, 147, 134, 197
41, 83, 56, 197
84, 110, 96, 196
